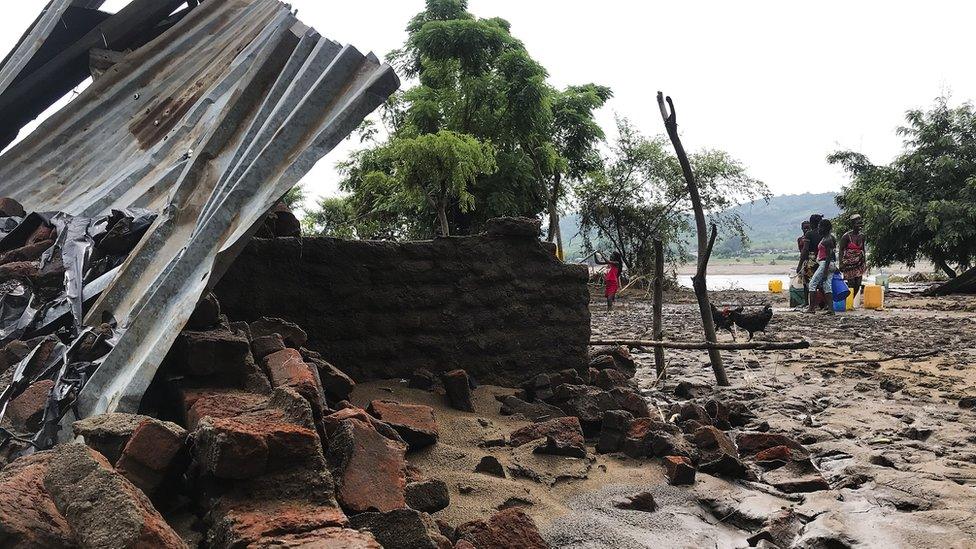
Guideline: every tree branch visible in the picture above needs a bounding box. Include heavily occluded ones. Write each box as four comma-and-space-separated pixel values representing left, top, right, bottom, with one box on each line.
657, 91, 728, 386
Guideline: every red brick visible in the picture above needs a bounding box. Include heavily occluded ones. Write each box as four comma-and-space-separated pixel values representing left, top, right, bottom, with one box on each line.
594, 368, 630, 389
42, 444, 185, 548
274, 527, 381, 548
6, 379, 53, 432
264, 349, 316, 390
755, 445, 796, 462
736, 432, 808, 456
194, 408, 321, 479
441, 369, 474, 412
509, 416, 584, 449
322, 406, 405, 444
457, 508, 548, 549
73, 412, 153, 463
263, 349, 326, 418
0, 452, 75, 547
326, 419, 407, 514
0, 240, 54, 266
181, 388, 266, 429
0, 197, 25, 217
662, 455, 696, 485
209, 499, 349, 547
691, 426, 738, 462
115, 418, 187, 493
366, 400, 439, 450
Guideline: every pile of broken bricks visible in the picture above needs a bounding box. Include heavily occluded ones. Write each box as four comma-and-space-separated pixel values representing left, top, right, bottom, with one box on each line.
481, 346, 829, 494
0, 291, 550, 548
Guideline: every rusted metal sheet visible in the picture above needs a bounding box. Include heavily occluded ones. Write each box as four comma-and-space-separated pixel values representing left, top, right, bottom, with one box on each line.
0, 0, 398, 439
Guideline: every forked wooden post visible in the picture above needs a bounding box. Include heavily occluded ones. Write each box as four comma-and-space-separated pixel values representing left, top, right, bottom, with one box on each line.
656, 92, 729, 386
652, 239, 665, 378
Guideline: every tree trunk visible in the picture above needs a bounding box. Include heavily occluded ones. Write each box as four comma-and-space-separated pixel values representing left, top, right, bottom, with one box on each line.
437, 200, 450, 237
653, 239, 665, 379
547, 174, 563, 258
934, 257, 957, 279
657, 92, 728, 386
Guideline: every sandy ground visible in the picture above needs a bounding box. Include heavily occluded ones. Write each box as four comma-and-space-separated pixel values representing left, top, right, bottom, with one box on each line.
354, 289, 976, 548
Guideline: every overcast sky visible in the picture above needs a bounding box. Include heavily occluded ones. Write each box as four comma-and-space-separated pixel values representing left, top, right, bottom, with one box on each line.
5, 1, 976, 210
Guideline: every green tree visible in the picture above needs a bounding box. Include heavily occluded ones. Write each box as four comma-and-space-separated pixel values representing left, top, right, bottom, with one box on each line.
388, 130, 497, 236
315, 0, 608, 240
830, 96, 976, 278
303, 196, 358, 238
576, 117, 768, 275
546, 84, 613, 256
281, 185, 306, 211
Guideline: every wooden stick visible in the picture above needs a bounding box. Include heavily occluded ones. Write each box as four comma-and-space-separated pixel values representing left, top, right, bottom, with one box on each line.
738, 480, 806, 503
819, 350, 939, 368
590, 339, 810, 351
657, 92, 728, 386
653, 239, 666, 378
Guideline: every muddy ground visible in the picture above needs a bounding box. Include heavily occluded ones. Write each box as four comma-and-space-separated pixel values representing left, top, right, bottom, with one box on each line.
588, 290, 976, 547
355, 289, 976, 548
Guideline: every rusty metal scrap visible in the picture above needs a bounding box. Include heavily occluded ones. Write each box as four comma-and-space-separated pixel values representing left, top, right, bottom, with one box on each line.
0, 0, 398, 448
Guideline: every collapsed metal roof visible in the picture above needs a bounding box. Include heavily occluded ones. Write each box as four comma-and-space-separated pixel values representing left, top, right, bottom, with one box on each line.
0, 0, 398, 439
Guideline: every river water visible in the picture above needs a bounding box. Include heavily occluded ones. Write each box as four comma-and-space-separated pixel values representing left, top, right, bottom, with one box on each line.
677, 273, 881, 292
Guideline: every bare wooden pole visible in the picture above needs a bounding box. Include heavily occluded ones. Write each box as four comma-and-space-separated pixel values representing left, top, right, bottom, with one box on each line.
657, 91, 729, 386
590, 339, 809, 351
652, 239, 665, 378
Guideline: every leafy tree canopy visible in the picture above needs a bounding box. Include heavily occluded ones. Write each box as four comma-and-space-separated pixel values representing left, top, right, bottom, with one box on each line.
309, 0, 608, 241
575, 117, 769, 275
830, 96, 976, 277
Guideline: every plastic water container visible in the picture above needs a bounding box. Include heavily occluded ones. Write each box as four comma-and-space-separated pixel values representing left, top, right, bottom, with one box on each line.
768, 279, 783, 293
863, 284, 884, 309
845, 293, 854, 310
874, 274, 890, 289
833, 299, 847, 312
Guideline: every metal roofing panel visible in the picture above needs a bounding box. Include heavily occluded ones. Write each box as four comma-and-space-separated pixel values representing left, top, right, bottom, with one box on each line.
0, 0, 398, 439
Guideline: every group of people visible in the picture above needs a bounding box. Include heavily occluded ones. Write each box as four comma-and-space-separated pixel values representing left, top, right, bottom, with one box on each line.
795, 213, 867, 314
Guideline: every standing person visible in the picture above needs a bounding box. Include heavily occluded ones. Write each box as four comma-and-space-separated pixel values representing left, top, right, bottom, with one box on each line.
797, 214, 824, 307
806, 218, 837, 315
797, 220, 811, 252
839, 214, 867, 301
795, 220, 811, 305
595, 251, 623, 311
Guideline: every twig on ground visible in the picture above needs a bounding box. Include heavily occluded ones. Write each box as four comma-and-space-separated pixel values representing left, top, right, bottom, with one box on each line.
819, 350, 939, 368
738, 480, 807, 503
590, 339, 810, 351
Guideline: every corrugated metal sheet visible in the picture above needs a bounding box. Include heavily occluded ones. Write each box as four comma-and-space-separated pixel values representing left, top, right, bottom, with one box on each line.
0, 0, 398, 435
0, 0, 107, 96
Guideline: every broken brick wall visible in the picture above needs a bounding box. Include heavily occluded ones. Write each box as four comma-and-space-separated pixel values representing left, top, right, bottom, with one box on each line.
214, 228, 590, 386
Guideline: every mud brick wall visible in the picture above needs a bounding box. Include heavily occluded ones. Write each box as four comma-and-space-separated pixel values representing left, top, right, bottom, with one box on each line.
214, 229, 590, 386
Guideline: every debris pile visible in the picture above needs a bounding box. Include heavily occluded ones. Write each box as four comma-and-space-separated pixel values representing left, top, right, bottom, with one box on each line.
0, 201, 156, 451
1, 293, 554, 547
0, 0, 399, 437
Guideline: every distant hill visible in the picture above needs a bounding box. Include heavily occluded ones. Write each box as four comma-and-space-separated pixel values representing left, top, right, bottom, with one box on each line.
556, 192, 840, 259
727, 192, 840, 251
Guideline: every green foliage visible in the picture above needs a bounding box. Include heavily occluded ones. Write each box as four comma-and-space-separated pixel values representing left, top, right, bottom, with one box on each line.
303, 196, 358, 238
575, 117, 769, 274
830, 96, 976, 277
389, 130, 497, 235
281, 185, 306, 211
315, 0, 608, 240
